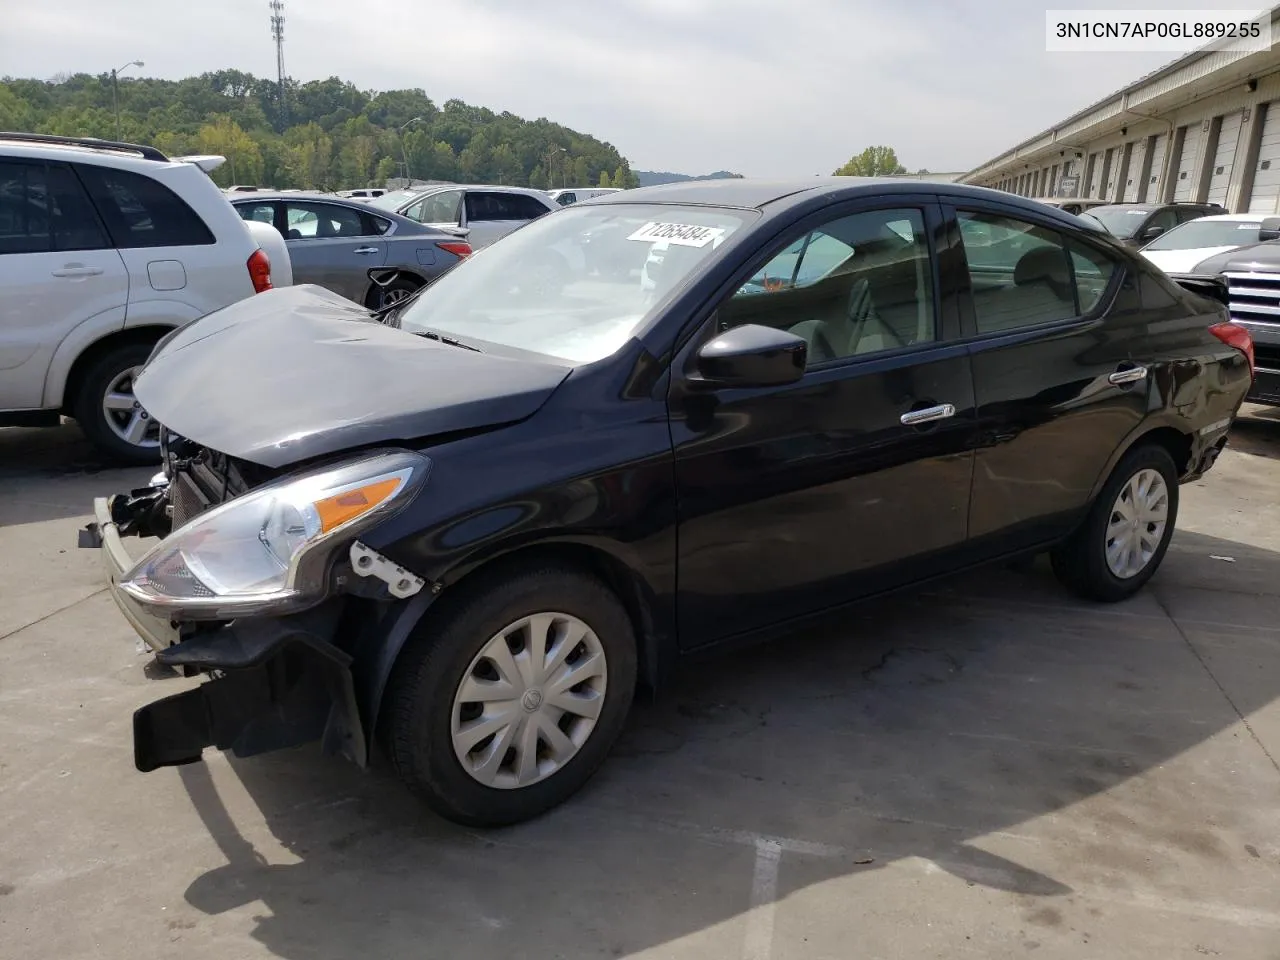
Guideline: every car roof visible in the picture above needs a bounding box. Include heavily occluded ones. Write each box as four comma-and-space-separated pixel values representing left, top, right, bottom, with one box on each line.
585, 177, 1092, 223
1175, 212, 1269, 223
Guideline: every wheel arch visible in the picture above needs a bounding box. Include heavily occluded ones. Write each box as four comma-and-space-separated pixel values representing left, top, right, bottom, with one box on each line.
357, 538, 672, 747
1087, 421, 1195, 502
60, 325, 176, 415
363, 268, 427, 309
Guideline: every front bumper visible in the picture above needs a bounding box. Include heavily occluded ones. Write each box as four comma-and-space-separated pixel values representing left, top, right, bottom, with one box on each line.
87, 496, 180, 653
82, 495, 366, 773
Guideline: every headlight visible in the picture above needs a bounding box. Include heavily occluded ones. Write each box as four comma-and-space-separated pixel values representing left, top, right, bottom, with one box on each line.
119, 450, 429, 618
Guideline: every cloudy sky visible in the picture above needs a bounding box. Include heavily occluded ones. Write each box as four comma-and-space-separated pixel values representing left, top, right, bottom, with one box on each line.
0, 0, 1268, 176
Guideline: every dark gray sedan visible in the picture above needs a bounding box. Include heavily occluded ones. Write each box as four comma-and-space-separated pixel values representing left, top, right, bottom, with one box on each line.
232, 193, 472, 308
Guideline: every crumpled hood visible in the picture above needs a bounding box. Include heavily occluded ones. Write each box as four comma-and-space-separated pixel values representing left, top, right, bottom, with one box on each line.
135, 284, 571, 468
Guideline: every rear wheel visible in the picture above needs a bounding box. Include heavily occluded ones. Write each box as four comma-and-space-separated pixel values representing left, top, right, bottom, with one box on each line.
1051, 444, 1178, 602
383, 564, 637, 826
73, 343, 162, 464
366, 276, 422, 311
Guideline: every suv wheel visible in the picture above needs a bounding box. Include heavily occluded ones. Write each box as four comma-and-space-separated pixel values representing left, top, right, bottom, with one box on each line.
74, 343, 162, 464
383, 564, 637, 827
1051, 444, 1179, 602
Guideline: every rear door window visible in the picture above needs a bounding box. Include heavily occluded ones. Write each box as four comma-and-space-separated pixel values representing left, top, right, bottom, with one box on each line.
281, 201, 367, 238
956, 210, 1117, 333
78, 166, 215, 247
0, 161, 51, 254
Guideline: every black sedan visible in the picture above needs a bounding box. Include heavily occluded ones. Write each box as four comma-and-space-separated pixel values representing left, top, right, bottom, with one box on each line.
85, 178, 1254, 827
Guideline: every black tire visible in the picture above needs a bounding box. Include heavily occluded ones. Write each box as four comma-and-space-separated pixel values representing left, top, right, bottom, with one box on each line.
383, 563, 637, 827
366, 276, 422, 311
72, 343, 162, 465
1050, 444, 1179, 602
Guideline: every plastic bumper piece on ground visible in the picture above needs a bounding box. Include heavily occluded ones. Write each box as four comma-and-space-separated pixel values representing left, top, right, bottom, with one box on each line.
132, 616, 367, 774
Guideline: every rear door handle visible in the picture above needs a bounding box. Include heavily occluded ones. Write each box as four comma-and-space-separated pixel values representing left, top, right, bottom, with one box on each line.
52, 266, 104, 278
1108, 365, 1148, 386
353, 246, 379, 255
900, 403, 956, 426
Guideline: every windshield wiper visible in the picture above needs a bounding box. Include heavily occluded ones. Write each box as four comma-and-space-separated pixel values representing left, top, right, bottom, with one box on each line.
416, 328, 481, 352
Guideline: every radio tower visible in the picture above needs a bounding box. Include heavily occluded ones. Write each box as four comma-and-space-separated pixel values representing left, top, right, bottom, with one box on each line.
269, 0, 288, 126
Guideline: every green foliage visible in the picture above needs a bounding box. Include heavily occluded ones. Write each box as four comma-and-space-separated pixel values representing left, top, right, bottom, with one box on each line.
833, 146, 908, 177
1, 70, 637, 192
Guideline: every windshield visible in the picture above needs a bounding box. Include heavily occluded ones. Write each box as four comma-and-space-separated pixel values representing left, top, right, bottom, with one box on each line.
1083, 207, 1152, 238
397, 203, 752, 363
368, 188, 425, 212
1144, 219, 1262, 250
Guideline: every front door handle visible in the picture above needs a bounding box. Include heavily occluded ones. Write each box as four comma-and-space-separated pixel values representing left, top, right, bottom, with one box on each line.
900, 403, 956, 426
1108, 365, 1148, 386
353, 246, 379, 255
51, 265, 104, 278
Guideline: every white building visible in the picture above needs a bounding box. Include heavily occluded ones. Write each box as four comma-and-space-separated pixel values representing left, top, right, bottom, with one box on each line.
962, 8, 1280, 214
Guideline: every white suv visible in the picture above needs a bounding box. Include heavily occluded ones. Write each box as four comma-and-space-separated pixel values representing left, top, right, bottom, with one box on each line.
0, 133, 289, 462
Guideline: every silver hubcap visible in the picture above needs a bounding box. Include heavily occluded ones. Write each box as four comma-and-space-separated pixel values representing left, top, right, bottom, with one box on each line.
1105, 468, 1169, 579
101, 366, 160, 449
451, 612, 608, 790
380, 286, 412, 309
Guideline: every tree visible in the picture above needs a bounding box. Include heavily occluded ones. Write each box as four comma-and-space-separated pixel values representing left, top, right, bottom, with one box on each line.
196, 115, 263, 187
0, 70, 638, 192
833, 146, 908, 177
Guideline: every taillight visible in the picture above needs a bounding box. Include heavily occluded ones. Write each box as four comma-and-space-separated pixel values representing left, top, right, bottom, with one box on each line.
1209, 321, 1254, 377
436, 240, 472, 259
247, 249, 272, 293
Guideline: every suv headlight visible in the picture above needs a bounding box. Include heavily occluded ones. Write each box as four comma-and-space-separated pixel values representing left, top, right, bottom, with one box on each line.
120, 450, 429, 618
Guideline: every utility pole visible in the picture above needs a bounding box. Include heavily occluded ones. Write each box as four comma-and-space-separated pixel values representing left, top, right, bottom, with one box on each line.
399, 117, 422, 184
270, 0, 288, 127
111, 60, 144, 141
545, 146, 566, 189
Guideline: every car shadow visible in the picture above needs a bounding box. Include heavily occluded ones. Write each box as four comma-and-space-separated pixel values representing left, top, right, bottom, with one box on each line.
171, 526, 1280, 959
0, 423, 155, 528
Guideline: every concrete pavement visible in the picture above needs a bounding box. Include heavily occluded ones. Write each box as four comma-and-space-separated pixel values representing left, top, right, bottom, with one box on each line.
1, 412, 1279, 960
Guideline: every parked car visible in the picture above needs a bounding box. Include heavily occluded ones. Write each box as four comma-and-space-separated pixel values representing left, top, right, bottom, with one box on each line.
86, 178, 1252, 827
1038, 196, 1111, 216
0, 133, 286, 462
1080, 201, 1225, 247
231, 192, 472, 308
1139, 213, 1280, 273
547, 187, 622, 206
337, 188, 387, 201
369, 184, 558, 248
1177, 239, 1280, 406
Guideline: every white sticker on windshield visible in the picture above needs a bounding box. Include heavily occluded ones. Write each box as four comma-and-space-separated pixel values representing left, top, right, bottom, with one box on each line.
1239, 223, 1258, 229
1127, 210, 1148, 215
627, 221, 727, 247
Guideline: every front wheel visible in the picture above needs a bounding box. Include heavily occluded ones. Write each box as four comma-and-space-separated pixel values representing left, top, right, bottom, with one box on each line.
383, 564, 637, 826
1051, 444, 1179, 602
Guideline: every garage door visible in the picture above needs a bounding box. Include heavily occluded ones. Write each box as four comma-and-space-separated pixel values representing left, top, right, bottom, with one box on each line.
1207, 111, 1243, 205
1087, 152, 1103, 197
1173, 123, 1203, 201
1122, 140, 1144, 201
1145, 134, 1168, 201
1248, 102, 1280, 213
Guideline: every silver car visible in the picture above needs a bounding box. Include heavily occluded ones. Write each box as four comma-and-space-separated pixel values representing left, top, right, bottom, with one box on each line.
232, 193, 472, 309
369, 184, 558, 248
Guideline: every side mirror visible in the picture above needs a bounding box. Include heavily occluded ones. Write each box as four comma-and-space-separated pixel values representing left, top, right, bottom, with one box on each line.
694, 324, 807, 388
1259, 217, 1280, 242
1141, 225, 1166, 242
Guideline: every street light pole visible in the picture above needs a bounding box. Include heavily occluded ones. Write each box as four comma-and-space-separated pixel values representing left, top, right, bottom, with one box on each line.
110, 60, 144, 141
399, 117, 422, 185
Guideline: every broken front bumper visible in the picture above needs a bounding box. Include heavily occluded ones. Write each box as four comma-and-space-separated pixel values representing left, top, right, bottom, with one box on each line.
83, 496, 367, 773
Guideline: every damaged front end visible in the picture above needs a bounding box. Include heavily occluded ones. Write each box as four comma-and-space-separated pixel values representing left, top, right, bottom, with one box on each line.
81, 431, 431, 774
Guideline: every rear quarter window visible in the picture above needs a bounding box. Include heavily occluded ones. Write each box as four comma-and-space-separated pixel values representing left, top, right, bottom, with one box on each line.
78, 166, 215, 248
